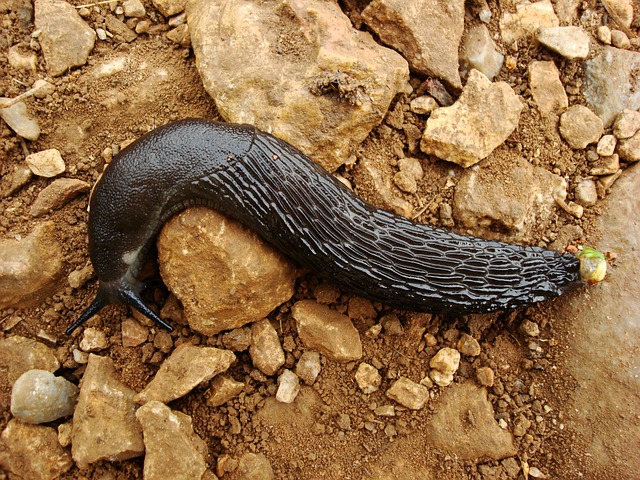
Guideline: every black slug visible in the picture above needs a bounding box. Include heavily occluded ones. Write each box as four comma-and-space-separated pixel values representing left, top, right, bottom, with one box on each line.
67, 119, 584, 334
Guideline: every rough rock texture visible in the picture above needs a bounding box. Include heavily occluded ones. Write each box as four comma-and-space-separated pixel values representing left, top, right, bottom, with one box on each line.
295, 351, 321, 385
30, 178, 90, 217
0, 221, 64, 309
453, 157, 566, 241
559, 105, 604, 149
499, 0, 559, 44
249, 319, 285, 376
291, 300, 363, 362
276, 369, 300, 403
528, 61, 568, 115
0, 419, 73, 480
613, 109, 640, 139
10, 369, 78, 424
584, 46, 640, 126
25, 149, 65, 177
136, 345, 235, 404
152, 0, 186, 17
426, 382, 516, 459
34, 0, 96, 76
207, 375, 245, 407
136, 401, 208, 480
385, 377, 429, 410
72, 354, 144, 468
232, 452, 275, 480
187, 0, 409, 171
460, 24, 504, 81
536, 26, 590, 59
0, 336, 60, 388
617, 131, 640, 162
420, 69, 523, 168
0, 100, 40, 140
158, 207, 298, 335
355, 362, 382, 394
361, 0, 465, 90
555, 164, 640, 475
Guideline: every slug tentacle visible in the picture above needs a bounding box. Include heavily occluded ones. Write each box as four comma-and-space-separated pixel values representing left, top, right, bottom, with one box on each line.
69, 119, 586, 333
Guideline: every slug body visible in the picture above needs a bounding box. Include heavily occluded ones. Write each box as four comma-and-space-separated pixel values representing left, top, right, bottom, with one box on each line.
68, 119, 581, 333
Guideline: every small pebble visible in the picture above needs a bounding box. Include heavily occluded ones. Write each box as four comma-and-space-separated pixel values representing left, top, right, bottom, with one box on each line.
611, 29, 630, 49
276, 369, 300, 403
574, 180, 598, 207
374, 405, 395, 416
456, 333, 481, 356
597, 25, 611, 44
590, 154, 620, 176
0, 100, 41, 140
385, 377, 429, 410
295, 351, 321, 385
25, 149, 65, 177
122, 0, 146, 17
410, 96, 438, 115
96, 28, 108, 41
429, 369, 454, 387
613, 109, 640, 139
121, 318, 149, 348
355, 362, 381, 394
476, 366, 495, 387
596, 135, 617, 156
519, 319, 540, 337
429, 347, 460, 374
10, 370, 78, 424
79, 327, 108, 352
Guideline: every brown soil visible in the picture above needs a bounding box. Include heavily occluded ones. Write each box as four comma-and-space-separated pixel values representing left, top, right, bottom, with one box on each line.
0, 1, 635, 479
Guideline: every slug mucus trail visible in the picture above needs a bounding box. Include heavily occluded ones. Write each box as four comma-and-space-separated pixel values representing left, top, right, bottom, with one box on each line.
67, 119, 603, 334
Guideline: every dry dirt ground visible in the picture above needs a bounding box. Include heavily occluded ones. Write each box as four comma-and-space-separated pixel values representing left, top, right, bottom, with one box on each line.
0, 1, 638, 479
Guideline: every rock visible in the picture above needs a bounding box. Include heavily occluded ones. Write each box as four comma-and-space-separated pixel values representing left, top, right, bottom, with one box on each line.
385, 377, 429, 410
8, 45, 38, 71
276, 369, 300, 403
604, 0, 634, 27
123, 0, 146, 17
222, 327, 252, 352
555, 163, 640, 474
536, 26, 590, 59
611, 30, 630, 49
34, 0, 96, 76
232, 452, 274, 480
374, 405, 395, 417
295, 351, 321, 385
136, 401, 207, 480
153, 0, 186, 17
499, 0, 559, 44
476, 366, 495, 387
613, 109, 640, 139
0, 419, 73, 480
420, 69, 523, 168
574, 180, 598, 207
453, 157, 566, 242
590, 154, 620, 176
79, 327, 108, 352
584, 47, 640, 127
136, 345, 235, 404
158, 207, 298, 335
121, 318, 149, 347
166, 24, 190, 47
291, 300, 363, 362
457, 334, 481, 356
105, 14, 137, 43
249, 319, 285, 376
0, 222, 64, 309
0, 165, 32, 197
430, 347, 460, 375
206, 375, 244, 407
559, 105, 604, 149
426, 382, 516, 459
519, 319, 540, 337
25, 149, 65, 177
0, 337, 60, 392
361, 0, 465, 90
460, 24, 504, 81
409, 96, 438, 115
72, 354, 144, 468
355, 362, 382, 394
67, 264, 94, 290
597, 135, 617, 156
0, 100, 40, 140
597, 25, 612, 44
617, 131, 640, 162
528, 60, 568, 115
31, 178, 91, 217
188, 0, 408, 171
10, 369, 78, 424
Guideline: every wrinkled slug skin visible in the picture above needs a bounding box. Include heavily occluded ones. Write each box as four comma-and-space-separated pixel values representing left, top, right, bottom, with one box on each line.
70, 119, 581, 332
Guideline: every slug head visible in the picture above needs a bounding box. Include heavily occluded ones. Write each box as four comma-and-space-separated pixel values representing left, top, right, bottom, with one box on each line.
66, 280, 174, 334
